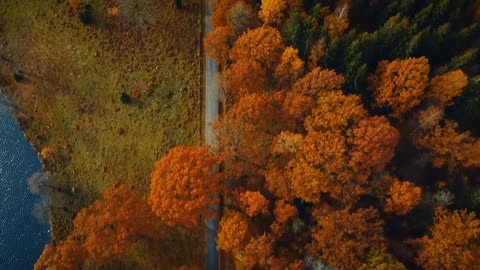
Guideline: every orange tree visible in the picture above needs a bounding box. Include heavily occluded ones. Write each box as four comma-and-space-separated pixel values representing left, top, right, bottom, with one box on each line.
149, 146, 223, 228
35, 185, 163, 268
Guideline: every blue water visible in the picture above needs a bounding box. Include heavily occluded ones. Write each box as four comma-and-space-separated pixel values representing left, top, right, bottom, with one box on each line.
0, 99, 50, 269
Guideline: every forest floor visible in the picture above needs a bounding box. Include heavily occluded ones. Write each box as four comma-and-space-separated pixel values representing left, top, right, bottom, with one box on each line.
0, 0, 204, 268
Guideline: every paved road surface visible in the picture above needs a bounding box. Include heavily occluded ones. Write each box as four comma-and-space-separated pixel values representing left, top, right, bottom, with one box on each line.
204, 0, 219, 269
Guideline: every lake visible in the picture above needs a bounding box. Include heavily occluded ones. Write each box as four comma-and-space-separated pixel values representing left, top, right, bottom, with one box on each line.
0, 98, 50, 269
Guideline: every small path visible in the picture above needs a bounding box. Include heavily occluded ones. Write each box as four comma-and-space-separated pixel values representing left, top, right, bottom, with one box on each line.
204, 0, 219, 269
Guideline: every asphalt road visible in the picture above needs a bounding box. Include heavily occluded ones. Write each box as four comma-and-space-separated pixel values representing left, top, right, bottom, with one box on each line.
204, 0, 220, 269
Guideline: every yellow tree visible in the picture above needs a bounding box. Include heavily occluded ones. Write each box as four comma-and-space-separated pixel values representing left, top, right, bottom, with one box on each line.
368, 57, 430, 118
149, 146, 223, 228
258, 0, 288, 25
425, 69, 468, 108
217, 211, 249, 252
415, 207, 480, 270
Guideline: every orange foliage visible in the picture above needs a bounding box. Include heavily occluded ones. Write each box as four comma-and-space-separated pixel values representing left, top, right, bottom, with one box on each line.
264, 166, 295, 201
74, 185, 162, 262
274, 200, 297, 223
426, 69, 468, 107
107, 7, 119, 17
384, 180, 422, 215
416, 207, 480, 270
235, 234, 273, 269
211, 0, 240, 28
308, 38, 326, 68
227, 1, 258, 36
69, 0, 80, 12
292, 67, 345, 96
204, 26, 233, 66
369, 57, 430, 118
284, 67, 346, 120
34, 239, 87, 270
416, 120, 480, 168
149, 146, 223, 228
217, 211, 249, 252
274, 47, 305, 88
239, 191, 270, 216
224, 59, 268, 100
258, 0, 288, 25
214, 93, 293, 177
308, 207, 385, 270
305, 91, 367, 133
347, 116, 399, 181
272, 131, 303, 155
229, 26, 285, 69
289, 130, 349, 202
268, 257, 304, 270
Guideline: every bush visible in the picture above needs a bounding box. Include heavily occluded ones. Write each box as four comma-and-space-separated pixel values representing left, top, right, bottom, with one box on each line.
79, 4, 93, 24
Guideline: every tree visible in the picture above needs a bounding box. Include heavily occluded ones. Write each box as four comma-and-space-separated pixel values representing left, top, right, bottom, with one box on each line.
149, 146, 223, 228
415, 207, 480, 270
74, 185, 163, 262
239, 191, 270, 217
223, 59, 268, 100
227, 1, 258, 37
235, 234, 273, 269
258, 0, 288, 25
308, 207, 385, 270
358, 250, 407, 270
274, 47, 305, 88
284, 68, 347, 121
204, 26, 233, 66
415, 120, 480, 169
217, 211, 249, 252
305, 90, 367, 133
425, 69, 468, 108
211, 0, 240, 28
264, 166, 296, 201
368, 57, 430, 118
271, 200, 298, 236
214, 93, 293, 178
384, 179, 422, 215
346, 116, 399, 182
34, 239, 87, 270
229, 26, 285, 69
324, 8, 349, 40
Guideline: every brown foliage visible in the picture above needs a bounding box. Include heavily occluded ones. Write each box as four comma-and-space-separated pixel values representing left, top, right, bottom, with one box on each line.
217, 211, 249, 252
369, 57, 430, 118
239, 191, 270, 217
416, 120, 480, 168
235, 234, 273, 269
384, 180, 422, 215
211, 0, 240, 28
149, 146, 223, 228
227, 1, 259, 36
415, 207, 480, 270
308, 207, 385, 269
264, 166, 295, 201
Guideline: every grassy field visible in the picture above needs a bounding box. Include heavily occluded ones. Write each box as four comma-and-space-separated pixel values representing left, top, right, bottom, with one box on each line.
0, 0, 204, 268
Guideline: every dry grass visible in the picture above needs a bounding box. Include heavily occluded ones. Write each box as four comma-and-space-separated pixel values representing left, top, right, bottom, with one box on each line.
0, 0, 204, 268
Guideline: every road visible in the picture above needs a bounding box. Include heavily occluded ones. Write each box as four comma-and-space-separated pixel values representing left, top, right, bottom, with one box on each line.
204, 0, 220, 269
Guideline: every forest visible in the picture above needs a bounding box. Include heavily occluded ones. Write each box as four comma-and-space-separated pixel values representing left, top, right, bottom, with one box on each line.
28, 0, 480, 269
